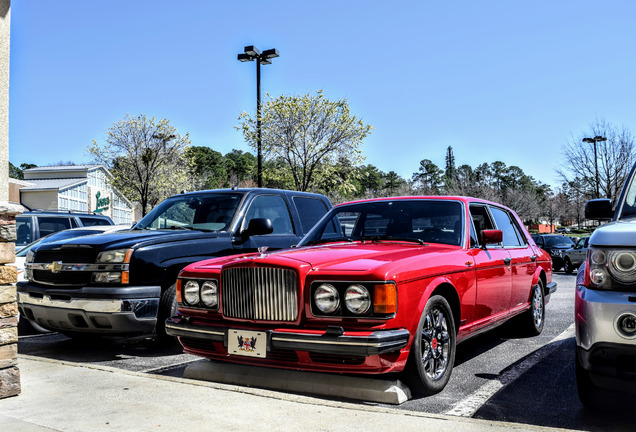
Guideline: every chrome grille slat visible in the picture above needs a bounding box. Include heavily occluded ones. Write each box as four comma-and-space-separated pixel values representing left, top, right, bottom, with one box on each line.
222, 267, 297, 321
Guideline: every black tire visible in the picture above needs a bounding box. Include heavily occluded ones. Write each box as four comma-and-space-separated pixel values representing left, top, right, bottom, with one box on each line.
155, 284, 178, 343
518, 280, 545, 337
576, 349, 603, 409
564, 258, 574, 274
404, 295, 456, 397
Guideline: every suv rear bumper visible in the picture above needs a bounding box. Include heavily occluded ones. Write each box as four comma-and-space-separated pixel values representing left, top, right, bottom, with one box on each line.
17, 282, 161, 334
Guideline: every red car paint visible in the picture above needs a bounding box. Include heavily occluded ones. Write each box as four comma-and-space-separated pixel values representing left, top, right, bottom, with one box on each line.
166, 196, 554, 393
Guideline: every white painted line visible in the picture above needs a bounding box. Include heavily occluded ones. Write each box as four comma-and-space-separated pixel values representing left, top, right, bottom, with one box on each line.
444, 323, 575, 418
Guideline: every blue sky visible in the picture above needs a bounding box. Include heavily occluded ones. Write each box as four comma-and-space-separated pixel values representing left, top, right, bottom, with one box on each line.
8, 1, 636, 188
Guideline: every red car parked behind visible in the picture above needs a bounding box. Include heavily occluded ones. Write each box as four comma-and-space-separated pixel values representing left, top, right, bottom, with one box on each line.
166, 196, 556, 396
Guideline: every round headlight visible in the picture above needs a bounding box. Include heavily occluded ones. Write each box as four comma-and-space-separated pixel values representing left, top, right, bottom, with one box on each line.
183, 280, 200, 305
200, 281, 218, 308
344, 284, 371, 314
591, 250, 606, 265
590, 268, 607, 286
314, 284, 339, 314
608, 251, 636, 283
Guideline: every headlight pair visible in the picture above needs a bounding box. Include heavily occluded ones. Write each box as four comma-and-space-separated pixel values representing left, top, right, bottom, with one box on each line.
311, 281, 397, 318
180, 279, 219, 309
588, 247, 636, 289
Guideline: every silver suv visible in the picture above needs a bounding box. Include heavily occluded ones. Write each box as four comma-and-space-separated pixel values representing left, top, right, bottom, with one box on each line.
576, 172, 636, 407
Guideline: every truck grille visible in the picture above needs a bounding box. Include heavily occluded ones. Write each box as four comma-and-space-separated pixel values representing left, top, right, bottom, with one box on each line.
34, 249, 96, 264
221, 267, 298, 321
32, 270, 90, 286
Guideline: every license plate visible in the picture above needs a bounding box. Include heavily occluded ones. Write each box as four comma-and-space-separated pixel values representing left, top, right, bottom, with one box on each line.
228, 329, 267, 358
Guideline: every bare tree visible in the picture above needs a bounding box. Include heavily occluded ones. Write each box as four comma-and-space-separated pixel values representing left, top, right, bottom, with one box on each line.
88, 114, 190, 216
559, 119, 635, 201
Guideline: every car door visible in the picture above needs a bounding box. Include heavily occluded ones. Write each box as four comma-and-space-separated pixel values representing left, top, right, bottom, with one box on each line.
469, 204, 512, 324
489, 205, 536, 312
235, 193, 302, 252
571, 237, 589, 265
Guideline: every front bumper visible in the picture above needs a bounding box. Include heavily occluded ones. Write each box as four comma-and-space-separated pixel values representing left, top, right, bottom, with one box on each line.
165, 317, 410, 357
17, 282, 161, 334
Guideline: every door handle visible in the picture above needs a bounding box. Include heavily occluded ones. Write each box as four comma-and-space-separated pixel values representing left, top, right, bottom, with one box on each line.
531, 255, 537, 262
503, 258, 511, 265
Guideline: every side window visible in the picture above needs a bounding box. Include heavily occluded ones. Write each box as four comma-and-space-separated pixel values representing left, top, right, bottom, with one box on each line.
16, 216, 33, 247
490, 206, 523, 247
469, 205, 495, 246
244, 195, 294, 235
36, 216, 72, 237
80, 218, 111, 227
292, 197, 329, 234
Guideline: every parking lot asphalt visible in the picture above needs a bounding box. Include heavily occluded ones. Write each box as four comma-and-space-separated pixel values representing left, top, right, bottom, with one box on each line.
0, 355, 571, 432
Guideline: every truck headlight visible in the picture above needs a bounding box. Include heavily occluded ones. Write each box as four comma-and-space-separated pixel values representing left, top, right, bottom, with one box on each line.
96, 249, 132, 263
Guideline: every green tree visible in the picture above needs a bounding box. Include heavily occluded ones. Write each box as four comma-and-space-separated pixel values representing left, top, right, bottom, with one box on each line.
238, 90, 372, 191
9, 162, 36, 180
444, 146, 457, 188
224, 149, 257, 187
185, 146, 227, 190
412, 159, 443, 194
87, 114, 190, 217
383, 171, 405, 196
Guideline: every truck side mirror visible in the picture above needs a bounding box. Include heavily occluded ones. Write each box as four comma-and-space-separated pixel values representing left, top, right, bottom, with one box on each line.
585, 199, 613, 220
481, 229, 503, 249
242, 218, 273, 240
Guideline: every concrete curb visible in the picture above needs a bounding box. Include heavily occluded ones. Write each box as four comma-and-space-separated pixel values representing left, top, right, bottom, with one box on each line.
184, 359, 411, 404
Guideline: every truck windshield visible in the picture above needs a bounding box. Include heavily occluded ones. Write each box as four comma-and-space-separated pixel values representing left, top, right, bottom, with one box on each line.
134, 193, 245, 231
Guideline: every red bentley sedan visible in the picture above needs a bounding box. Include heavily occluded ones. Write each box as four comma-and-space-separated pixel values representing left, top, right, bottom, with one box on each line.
166, 196, 556, 396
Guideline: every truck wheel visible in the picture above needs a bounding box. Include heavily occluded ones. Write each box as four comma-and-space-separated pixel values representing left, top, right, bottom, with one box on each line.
156, 284, 178, 343
404, 295, 456, 397
564, 258, 574, 274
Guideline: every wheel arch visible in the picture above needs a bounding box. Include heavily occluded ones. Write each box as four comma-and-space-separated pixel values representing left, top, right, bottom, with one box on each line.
429, 282, 461, 335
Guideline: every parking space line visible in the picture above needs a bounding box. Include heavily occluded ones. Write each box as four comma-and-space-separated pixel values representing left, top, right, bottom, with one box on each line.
444, 323, 575, 418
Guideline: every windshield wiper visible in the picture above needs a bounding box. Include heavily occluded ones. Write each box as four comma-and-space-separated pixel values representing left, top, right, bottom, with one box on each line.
360, 235, 425, 245
306, 237, 354, 246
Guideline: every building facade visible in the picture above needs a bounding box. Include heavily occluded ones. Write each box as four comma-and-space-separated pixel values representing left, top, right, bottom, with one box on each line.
13, 165, 134, 225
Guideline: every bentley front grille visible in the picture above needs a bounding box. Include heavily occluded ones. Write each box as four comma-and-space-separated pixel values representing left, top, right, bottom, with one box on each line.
221, 267, 298, 321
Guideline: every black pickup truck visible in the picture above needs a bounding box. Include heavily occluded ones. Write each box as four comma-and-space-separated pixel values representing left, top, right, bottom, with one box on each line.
17, 188, 331, 339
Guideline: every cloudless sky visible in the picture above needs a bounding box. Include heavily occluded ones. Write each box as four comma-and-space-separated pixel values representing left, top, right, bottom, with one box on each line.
8, 1, 636, 188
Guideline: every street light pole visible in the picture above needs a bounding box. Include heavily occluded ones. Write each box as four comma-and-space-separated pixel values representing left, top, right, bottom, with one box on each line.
583, 135, 607, 198
238, 45, 279, 188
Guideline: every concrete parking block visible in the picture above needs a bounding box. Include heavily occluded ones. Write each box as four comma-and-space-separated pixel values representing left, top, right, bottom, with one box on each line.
184, 359, 411, 405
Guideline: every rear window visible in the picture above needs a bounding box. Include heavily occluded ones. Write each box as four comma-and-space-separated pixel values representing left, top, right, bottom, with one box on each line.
293, 197, 329, 234
80, 217, 112, 227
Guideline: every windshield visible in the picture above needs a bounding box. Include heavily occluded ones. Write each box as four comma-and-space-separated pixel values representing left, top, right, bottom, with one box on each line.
544, 236, 575, 247
298, 199, 463, 247
135, 193, 244, 231
619, 172, 636, 219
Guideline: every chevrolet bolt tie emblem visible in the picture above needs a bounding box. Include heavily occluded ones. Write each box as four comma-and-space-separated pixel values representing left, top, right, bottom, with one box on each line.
49, 261, 63, 273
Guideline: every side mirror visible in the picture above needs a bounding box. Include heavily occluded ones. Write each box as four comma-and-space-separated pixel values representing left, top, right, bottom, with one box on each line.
585, 199, 613, 220
481, 229, 503, 248
241, 218, 273, 240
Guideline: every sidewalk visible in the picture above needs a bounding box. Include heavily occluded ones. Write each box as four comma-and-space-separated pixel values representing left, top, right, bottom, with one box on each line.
0, 355, 568, 432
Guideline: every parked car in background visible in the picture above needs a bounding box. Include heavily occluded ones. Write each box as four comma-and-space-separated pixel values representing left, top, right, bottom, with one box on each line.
562, 236, 590, 274
18, 189, 332, 340
16, 210, 114, 250
167, 196, 556, 396
576, 161, 636, 408
531, 234, 576, 271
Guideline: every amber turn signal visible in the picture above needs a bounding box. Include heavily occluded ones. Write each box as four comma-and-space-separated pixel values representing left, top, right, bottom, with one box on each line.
175, 279, 183, 303
373, 283, 397, 314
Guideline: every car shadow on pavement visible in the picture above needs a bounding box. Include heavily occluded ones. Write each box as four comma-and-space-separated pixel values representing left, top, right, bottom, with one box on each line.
18, 331, 185, 364
473, 337, 635, 432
